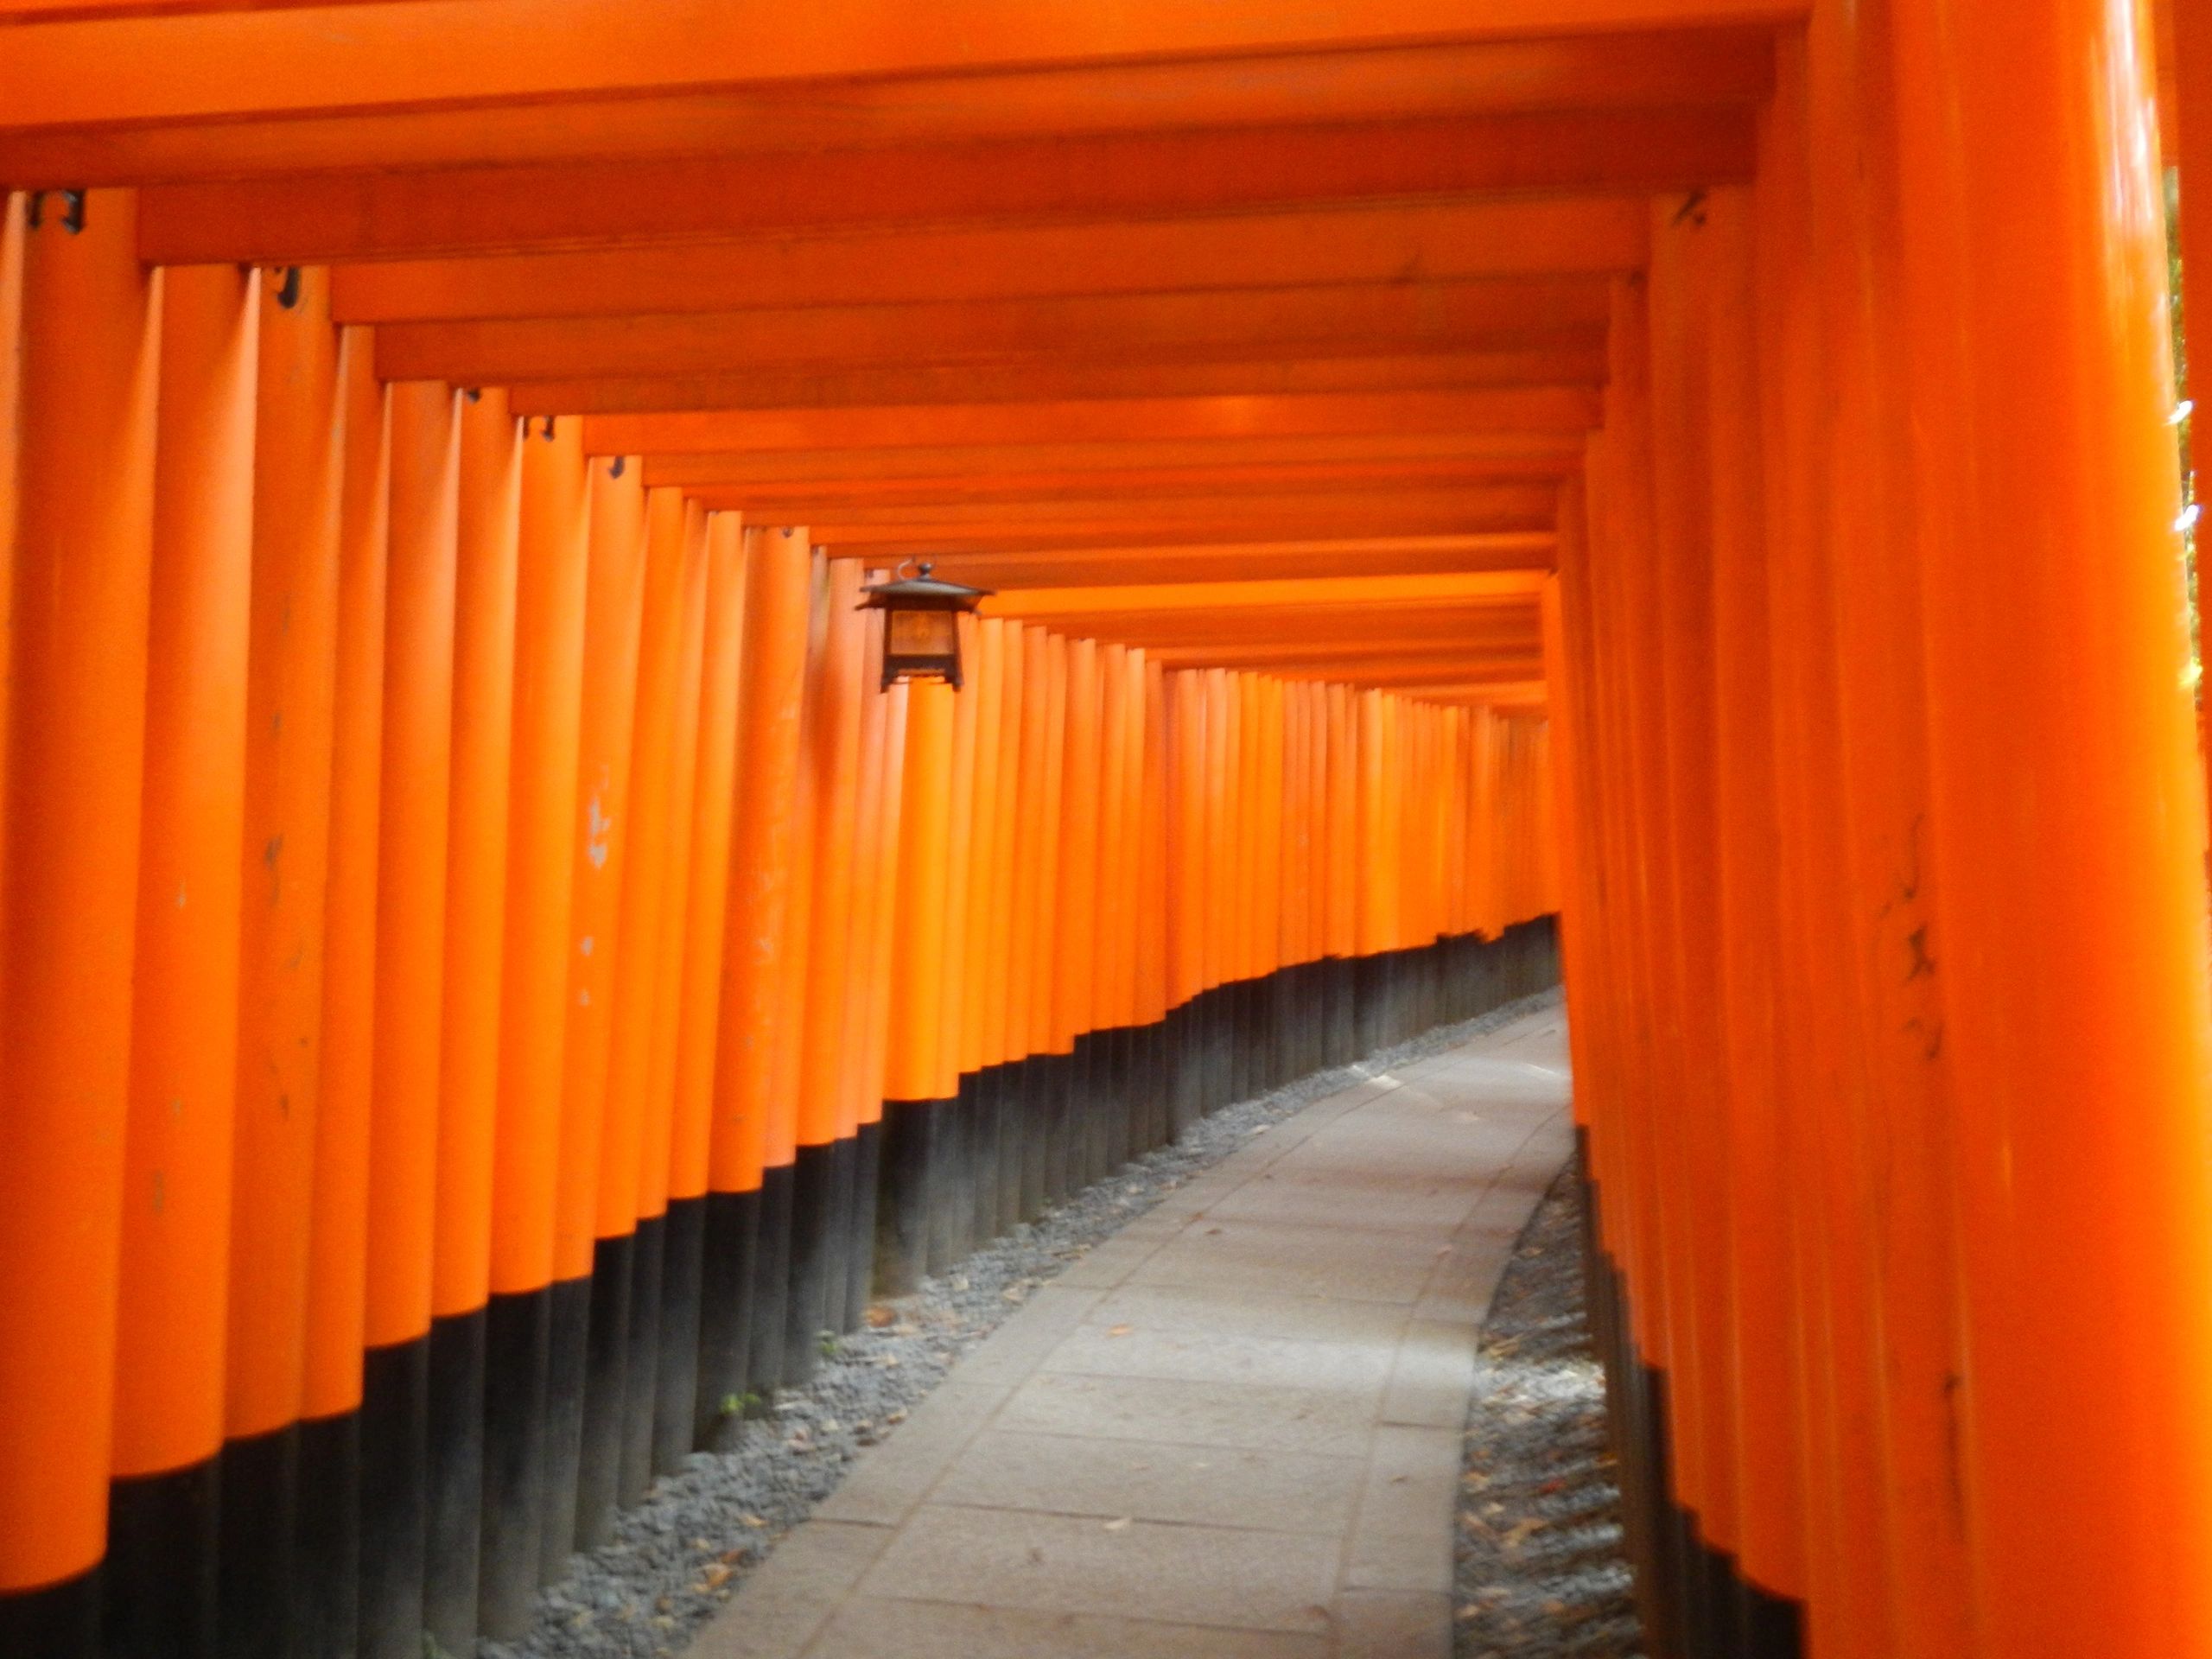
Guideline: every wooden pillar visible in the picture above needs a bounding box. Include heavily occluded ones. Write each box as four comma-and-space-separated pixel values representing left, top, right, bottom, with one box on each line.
106, 261, 257, 1659
578, 484, 690, 1530
360, 378, 459, 1659
478, 413, 588, 1636
224, 264, 346, 1659
296, 327, 388, 1659
878, 679, 957, 1294
702, 524, 810, 1431
543, 453, 647, 1573
852, 672, 909, 1306
1010, 628, 1055, 1208
1696, 183, 1808, 1637
0, 186, 158, 1658
788, 559, 867, 1369
423, 384, 519, 1649
671, 513, 748, 1454
1891, 0, 2212, 1648
613, 494, 710, 1500
838, 607, 898, 1313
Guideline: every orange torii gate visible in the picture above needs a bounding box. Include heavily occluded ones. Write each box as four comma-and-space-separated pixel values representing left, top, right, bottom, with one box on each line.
0, 3, 2207, 1659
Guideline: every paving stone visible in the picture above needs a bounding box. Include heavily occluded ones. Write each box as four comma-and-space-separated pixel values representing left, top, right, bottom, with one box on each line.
949, 1285, 1105, 1388
1042, 1319, 1396, 1394
687, 1521, 895, 1659
1127, 1217, 1446, 1303
1332, 1588, 1452, 1659
1194, 1171, 1479, 1234
1380, 1318, 1481, 1429
1083, 1281, 1412, 1348
809, 1382, 1010, 1528
994, 1368, 1381, 1457
802, 1596, 1332, 1658
931, 1427, 1365, 1533
1344, 1424, 1460, 1592
855, 1504, 1342, 1634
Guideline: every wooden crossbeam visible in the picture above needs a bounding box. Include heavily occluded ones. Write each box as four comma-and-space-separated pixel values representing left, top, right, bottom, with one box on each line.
0, 8, 1789, 151
913, 534, 1557, 590
582, 390, 1602, 457
499, 349, 1613, 415
644, 430, 1584, 491
372, 278, 1612, 384
328, 198, 1649, 323
137, 112, 1751, 264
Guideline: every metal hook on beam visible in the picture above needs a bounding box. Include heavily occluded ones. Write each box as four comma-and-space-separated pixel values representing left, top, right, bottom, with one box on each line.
25, 190, 86, 234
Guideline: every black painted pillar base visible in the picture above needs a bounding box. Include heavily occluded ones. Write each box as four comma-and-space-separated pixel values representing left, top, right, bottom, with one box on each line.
1027, 1056, 1046, 1205
1579, 1138, 1806, 1659
0, 1567, 98, 1659
936, 1073, 976, 1270
693, 1188, 760, 1452
1067, 1033, 1100, 1192
1268, 970, 1298, 1093
1112, 1029, 1139, 1160
847, 1122, 883, 1327
783, 1141, 837, 1388
654, 1198, 705, 1473
1205, 983, 1236, 1112
1166, 1001, 1202, 1139
294, 1409, 359, 1659
964, 1069, 995, 1250
821, 1135, 858, 1337
423, 1306, 487, 1651
1039, 1051, 1074, 1204
216, 1421, 296, 1659
575, 1234, 633, 1551
992, 1063, 1025, 1235
620, 1213, 665, 1506
876, 1096, 944, 1296
103, 1456, 219, 1658
357, 1337, 428, 1659
478, 1287, 549, 1641
747, 1163, 797, 1398
537, 1275, 592, 1583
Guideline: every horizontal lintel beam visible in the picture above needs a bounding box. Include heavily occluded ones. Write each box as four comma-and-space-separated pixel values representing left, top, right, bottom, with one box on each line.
137, 111, 1753, 264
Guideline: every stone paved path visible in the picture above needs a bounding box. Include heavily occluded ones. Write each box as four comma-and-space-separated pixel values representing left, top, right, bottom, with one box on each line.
692, 1003, 1573, 1659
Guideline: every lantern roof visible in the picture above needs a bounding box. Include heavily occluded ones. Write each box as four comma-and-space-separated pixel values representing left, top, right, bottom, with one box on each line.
858, 563, 995, 612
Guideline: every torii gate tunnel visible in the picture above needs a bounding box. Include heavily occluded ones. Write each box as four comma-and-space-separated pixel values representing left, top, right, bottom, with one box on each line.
0, 2, 2210, 1657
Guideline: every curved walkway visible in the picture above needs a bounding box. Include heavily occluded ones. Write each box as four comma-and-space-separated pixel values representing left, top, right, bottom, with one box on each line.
696, 1002, 1573, 1659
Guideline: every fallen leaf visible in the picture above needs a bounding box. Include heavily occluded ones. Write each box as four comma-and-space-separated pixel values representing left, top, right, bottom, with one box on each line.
1106, 1324, 1134, 1338
694, 1564, 733, 1592
1502, 1518, 1546, 1553
864, 1306, 894, 1328
1103, 1516, 1133, 1532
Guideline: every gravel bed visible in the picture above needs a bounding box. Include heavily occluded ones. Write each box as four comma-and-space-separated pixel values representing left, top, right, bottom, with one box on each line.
482, 985, 1563, 1659
1455, 1155, 1643, 1659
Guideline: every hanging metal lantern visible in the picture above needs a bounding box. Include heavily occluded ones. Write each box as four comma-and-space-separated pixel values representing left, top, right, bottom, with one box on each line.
857, 562, 993, 690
